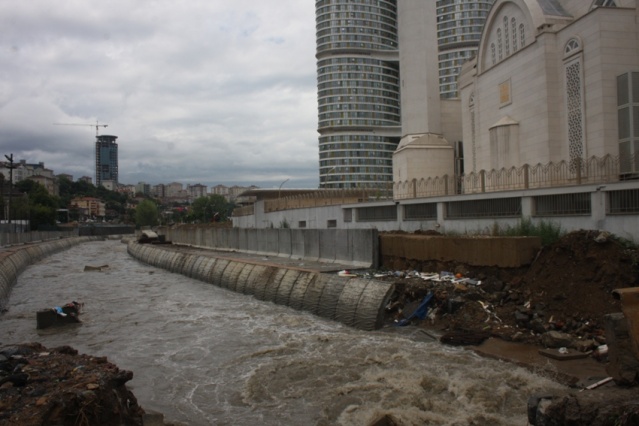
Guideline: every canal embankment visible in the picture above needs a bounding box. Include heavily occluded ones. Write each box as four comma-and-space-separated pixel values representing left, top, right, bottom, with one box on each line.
0, 236, 104, 309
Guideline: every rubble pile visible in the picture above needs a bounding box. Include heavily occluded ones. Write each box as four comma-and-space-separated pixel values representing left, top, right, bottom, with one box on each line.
381, 230, 639, 351
0, 343, 145, 426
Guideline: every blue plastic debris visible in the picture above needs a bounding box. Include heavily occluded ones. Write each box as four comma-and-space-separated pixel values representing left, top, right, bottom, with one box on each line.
396, 292, 434, 326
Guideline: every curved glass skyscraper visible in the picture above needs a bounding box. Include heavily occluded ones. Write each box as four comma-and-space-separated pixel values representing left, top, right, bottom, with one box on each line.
437, 0, 494, 98
316, 0, 494, 189
316, 0, 400, 190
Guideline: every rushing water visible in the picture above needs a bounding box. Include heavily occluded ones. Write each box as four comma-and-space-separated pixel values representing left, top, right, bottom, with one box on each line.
0, 240, 565, 425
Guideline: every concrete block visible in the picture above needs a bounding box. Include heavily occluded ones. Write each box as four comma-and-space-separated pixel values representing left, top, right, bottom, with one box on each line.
278, 229, 292, 258
318, 229, 338, 263
303, 230, 321, 262
263, 229, 280, 256
290, 230, 306, 260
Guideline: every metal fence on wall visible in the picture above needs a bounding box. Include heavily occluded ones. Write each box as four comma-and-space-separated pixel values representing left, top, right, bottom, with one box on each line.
394, 155, 631, 200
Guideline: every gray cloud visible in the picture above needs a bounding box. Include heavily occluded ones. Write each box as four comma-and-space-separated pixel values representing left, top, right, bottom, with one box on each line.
0, 0, 318, 189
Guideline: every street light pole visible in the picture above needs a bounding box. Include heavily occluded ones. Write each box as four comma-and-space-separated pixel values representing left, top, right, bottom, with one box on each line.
4, 154, 13, 226
278, 178, 289, 200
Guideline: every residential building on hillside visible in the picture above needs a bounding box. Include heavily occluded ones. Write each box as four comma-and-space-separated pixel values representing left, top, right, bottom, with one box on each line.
152, 184, 166, 198
0, 160, 52, 184
135, 182, 151, 196
71, 197, 106, 220
28, 175, 58, 196
187, 184, 207, 198
210, 185, 229, 198
95, 135, 118, 188
165, 182, 183, 198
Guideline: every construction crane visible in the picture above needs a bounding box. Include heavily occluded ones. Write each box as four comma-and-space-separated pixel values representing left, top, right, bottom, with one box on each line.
53, 120, 108, 137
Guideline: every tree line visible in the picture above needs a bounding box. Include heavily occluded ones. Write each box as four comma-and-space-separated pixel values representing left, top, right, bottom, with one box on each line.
0, 174, 235, 230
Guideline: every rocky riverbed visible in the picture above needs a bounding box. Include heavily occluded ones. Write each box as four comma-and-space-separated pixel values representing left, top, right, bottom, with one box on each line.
0, 343, 147, 426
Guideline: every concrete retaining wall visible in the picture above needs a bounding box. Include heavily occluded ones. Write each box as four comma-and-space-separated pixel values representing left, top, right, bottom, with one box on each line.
127, 242, 394, 331
380, 234, 542, 268
153, 226, 379, 269
0, 231, 78, 247
0, 237, 103, 309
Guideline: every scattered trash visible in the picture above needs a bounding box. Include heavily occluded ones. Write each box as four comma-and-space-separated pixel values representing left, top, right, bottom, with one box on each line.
338, 270, 357, 277
36, 301, 83, 329
84, 264, 109, 272
396, 293, 434, 326
579, 377, 613, 392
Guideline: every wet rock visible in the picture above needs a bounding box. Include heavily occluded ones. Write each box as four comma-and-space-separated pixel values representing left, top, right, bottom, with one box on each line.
572, 339, 596, 353
605, 313, 639, 386
529, 318, 548, 334
541, 331, 574, 348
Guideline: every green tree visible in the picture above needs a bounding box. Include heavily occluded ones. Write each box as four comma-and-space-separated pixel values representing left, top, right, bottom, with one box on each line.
190, 194, 234, 223
135, 199, 159, 228
14, 180, 59, 230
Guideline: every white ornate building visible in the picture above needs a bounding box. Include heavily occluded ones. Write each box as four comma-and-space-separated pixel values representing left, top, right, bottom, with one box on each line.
459, 0, 639, 177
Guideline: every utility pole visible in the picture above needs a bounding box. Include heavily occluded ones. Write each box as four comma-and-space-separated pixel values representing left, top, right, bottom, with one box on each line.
4, 153, 14, 226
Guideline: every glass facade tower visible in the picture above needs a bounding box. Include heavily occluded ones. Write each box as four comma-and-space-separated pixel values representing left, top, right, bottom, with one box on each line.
437, 0, 495, 98
95, 135, 118, 187
316, 0, 401, 190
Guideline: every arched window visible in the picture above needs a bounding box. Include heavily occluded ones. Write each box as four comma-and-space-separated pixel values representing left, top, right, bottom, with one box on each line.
497, 29, 502, 60
491, 43, 496, 65
504, 17, 510, 56
511, 18, 518, 51
519, 23, 525, 47
564, 38, 581, 58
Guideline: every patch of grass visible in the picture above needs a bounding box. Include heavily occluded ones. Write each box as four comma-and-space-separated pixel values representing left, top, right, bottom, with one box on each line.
500, 218, 563, 246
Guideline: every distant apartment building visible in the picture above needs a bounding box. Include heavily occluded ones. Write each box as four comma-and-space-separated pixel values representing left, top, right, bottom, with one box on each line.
95, 135, 118, 187
71, 197, 106, 220
78, 176, 93, 185
0, 160, 52, 184
151, 184, 166, 198
135, 182, 151, 196
56, 173, 73, 182
187, 184, 207, 199
28, 175, 58, 196
165, 182, 183, 198
210, 184, 230, 199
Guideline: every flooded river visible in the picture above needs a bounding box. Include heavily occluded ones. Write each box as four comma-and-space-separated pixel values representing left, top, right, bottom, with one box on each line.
0, 239, 565, 425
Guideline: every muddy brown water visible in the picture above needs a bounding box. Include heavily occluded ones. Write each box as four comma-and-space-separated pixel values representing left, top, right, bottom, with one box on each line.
0, 240, 566, 426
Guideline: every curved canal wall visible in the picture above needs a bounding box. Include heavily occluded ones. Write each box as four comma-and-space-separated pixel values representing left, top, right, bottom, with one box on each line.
0, 237, 103, 309
127, 242, 395, 331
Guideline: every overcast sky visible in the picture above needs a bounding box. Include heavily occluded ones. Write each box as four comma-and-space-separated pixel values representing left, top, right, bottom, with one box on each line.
0, 0, 319, 190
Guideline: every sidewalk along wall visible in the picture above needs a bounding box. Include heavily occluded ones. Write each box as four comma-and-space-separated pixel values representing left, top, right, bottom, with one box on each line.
380, 234, 542, 268
0, 237, 103, 309
0, 230, 78, 246
127, 242, 394, 331
153, 226, 378, 269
